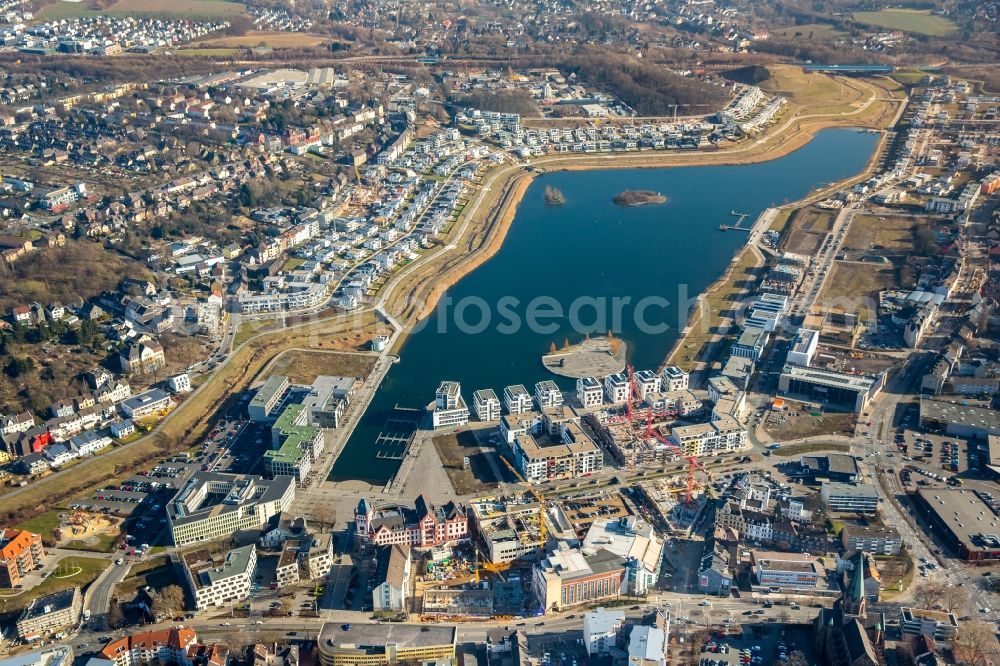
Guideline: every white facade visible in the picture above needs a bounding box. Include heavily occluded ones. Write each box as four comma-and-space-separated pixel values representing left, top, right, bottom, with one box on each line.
503, 384, 533, 414
576, 377, 604, 409
603, 373, 630, 404
472, 389, 501, 422
786, 328, 819, 367
661, 366, 689, 392
168, 373, 192, 393
582, 608, 624, 656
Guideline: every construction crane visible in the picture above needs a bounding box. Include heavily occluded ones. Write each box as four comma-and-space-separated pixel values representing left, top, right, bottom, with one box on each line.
642, 406, 712, 505
607, 365, 677, 425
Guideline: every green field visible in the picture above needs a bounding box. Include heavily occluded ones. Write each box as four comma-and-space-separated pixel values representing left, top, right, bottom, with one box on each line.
773, 23, 847, 40
852, 9, 957, 36
0, 557, 106, 613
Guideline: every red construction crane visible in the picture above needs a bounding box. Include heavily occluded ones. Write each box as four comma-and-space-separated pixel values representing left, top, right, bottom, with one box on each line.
643, 406, 712, 505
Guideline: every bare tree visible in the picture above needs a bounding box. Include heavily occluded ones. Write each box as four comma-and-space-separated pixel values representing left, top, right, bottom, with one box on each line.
152, 584, 186, 616
911, 581, 944, 609
938, 584, 971, 613
952, 621, 999, 666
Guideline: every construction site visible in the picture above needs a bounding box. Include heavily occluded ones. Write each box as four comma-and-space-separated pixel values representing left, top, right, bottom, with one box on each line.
585, 365, 715, 505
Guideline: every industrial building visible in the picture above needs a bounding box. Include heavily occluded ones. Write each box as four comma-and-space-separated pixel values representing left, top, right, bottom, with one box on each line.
913, 489, 1000, 561
919, 398, 1000, 439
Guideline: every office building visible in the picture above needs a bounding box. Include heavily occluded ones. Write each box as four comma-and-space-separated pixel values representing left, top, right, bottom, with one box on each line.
799, 454, 861, 484
431, 381, 469, 429
265, 404, 325, 484
778, 365, 885, 413
316, 623, 456, 666
532, 546, 626, 612
182, 544, 257, 611
820, 482, 879, 514
786, 328, 819, 367
468, 494, 545, 565
167, 473, 295, 546
472, 389, 501, 422
731, 327, 769, 361
750, 550, 821, 590
0, 529, 45, 588
249, 376, 290, 422
582, 517, 663, 596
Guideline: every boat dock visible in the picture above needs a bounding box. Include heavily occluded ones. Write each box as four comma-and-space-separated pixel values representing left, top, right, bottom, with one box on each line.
719, 211, 751, 232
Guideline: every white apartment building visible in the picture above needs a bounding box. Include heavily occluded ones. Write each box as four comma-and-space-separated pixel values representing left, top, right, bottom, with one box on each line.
576, 377, 604, 409
168, 373, 192, 394
634, 370, 661, 400
582, 608, 624, 657
534, 380, 564, 409
503, 384, 533, 414
669, 416, 747, 457
472, 389, 501, 422
661, 366, 689, 392
603, 373, 630, 404
182, 544, 257, 610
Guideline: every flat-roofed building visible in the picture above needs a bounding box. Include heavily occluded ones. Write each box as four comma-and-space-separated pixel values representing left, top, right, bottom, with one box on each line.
820, 482, 879, 514
532, 546, 626, 612
468, 494, 545, 564
669, 416, 747, 457
661, 366, 688, 392
900, 607, 959, 640
534, 380, 563, 409
750, 550, 820, 589
778, 365, 885, 413
16, 588, 80, 639
316, 622, 457, 666
732, 327, 769, 361
633, 370, 661, 400
582, 516, 663, 595
167, 472, 295, 546
249, 376, 290, 422
799, 454, 861, 483
842, 524, 902, 555
503, 384, 533, 415
472, 389, 501, 422
431, 381, 469, 429
919, 397, 1000, 439
576, 377, 603, 409
913, 488, 1000, 561
499, 410, 544, 445
120, 388, 171, 419
603, 373, 630, 404
787, 328, 819, 367
582, 608, 624, 656
511, 423, 602, 483
182, 544, 256, 610
265, 404, 325, 484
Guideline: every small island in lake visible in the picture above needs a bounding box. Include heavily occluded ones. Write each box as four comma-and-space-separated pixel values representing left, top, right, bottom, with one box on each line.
613, 189, 667, 207
544, 185, 565, 206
